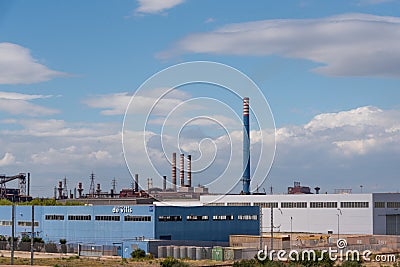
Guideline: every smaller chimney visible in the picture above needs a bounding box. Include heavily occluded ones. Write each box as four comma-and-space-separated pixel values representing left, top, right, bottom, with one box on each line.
134, 174, 139, 192
96, 184, 101, 195
180, 154, 184, 187
77, 182, 83, 198
187, 155, 192, 188
172, 153, 177, 191
163, 176, 167, 191
58, 181, 63, 199
315, 187, 321, 194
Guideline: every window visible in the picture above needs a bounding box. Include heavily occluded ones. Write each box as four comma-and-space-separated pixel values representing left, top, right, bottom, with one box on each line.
0, 221, 12, 226
310, 202, 338, 208
124, 215, 151, 222
374, 202, 386, 208
158, 216, 182, 222
212, 215, 234, 221
68, 215, 91, 221
206, 203, 225, 206
18, 221, 39, 227
281, 202, 307, 208
227, 202, 251, 206
95, 215, 120, 221
186, 215, 209, 221
340, 202, 369, 208
45, 215, 64, 220
238, 215, 258, 220
254, 202, 278, 208
387, 202, 400, 208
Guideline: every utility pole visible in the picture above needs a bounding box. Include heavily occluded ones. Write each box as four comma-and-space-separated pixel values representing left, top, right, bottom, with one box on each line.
11, 201, 15, 265
30, 205, 34, 265
270, 206, 273, 252
259, 207, 263, 250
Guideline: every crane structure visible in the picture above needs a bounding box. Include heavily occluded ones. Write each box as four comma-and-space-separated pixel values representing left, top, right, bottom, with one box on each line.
0, 173, 27, 200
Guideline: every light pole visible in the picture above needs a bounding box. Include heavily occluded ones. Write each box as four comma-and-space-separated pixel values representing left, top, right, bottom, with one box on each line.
290, 216, 293, 249
337, 208, 342, 240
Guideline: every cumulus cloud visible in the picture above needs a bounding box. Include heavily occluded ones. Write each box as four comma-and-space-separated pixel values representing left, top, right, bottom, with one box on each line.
0, 152, 16, 166
135, 0, 185, 15
83, 89, 191, 116
0, 91, 59, 116
1, 105, 399, 196
158, 13, 400, 78
0, 43, 67, 84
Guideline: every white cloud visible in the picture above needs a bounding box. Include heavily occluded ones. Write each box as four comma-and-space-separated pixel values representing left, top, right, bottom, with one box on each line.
0, 152, 16, 166
83, 89, 191, 116
1, 105, 399, 196
0, 91, 59, 116
135, 0, 185, 15
158, 13, 400, 78
0, 43, 67, 84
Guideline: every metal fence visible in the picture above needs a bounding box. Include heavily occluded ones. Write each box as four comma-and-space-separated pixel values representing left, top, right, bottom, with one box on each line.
0, 240, 76, 254
78, 244, 119, 257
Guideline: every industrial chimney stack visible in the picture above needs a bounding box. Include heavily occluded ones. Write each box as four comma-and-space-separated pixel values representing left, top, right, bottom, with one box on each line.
242, 97, 251, 194
187, 155, 192, 188
134, 174, 139, 192
172, 153, 177, 191
180, 154, 185, 187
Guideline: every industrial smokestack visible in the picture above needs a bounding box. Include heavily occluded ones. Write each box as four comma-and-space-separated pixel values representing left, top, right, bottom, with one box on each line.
58, 181, 63, 199
163, 175, 167, 191
96, 184, 101, 195
187, 155, 192, 188
172, 153, 177, 191
134, 174, 139, 192
180, 154, 184, 187
242, 97, 251, 194
77, 182, 83, 198
27, 173, 30, 196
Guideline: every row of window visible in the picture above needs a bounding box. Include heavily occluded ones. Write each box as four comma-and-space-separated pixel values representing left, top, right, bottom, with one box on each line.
0, 221, 39, 226
45, 214, 151, 222
157, 215, 256, 222
254, 202, 279, 208
281, 202, 307, 208
375, 202, 400, 208
95, 215, 120, 221
124, 216, 151, 222
310, 202, 338, 208
387, 202, 400, 208
215, 201, 372, 209
238, 215, 258, 220
340, 202, 369, 208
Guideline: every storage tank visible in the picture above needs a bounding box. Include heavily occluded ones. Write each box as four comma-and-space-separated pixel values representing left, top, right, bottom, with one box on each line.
157, 246, 166, 258
180, 246, 187, 259
166, 246, 173, 257
212, 247, 224, 261
187, 246, 196, 260
173, 246, 180, 259
223, 247, 234, 261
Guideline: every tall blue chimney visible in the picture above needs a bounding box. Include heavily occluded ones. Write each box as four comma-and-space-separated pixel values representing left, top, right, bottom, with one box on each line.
243, 97, 251, 194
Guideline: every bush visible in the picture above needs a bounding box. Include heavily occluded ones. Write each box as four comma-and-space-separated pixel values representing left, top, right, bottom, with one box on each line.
45, 242, 58, 253
160, 257, 189, 267
131, 248, 146, 259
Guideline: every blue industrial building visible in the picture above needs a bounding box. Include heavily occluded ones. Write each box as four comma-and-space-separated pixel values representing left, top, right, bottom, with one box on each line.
0, 205, 259, 246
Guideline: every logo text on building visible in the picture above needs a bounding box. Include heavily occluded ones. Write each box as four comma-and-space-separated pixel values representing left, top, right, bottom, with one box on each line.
112, 206, 133, 213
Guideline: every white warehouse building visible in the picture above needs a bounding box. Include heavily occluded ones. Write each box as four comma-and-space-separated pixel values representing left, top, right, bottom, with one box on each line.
200, 193, 400, 236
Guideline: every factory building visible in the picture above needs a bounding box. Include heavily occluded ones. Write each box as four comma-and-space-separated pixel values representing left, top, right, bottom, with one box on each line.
200, 193, 400, 236
0, 205, 260, 245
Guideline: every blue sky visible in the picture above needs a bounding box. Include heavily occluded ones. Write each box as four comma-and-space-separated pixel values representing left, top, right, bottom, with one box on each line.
0, 0, 399, 197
